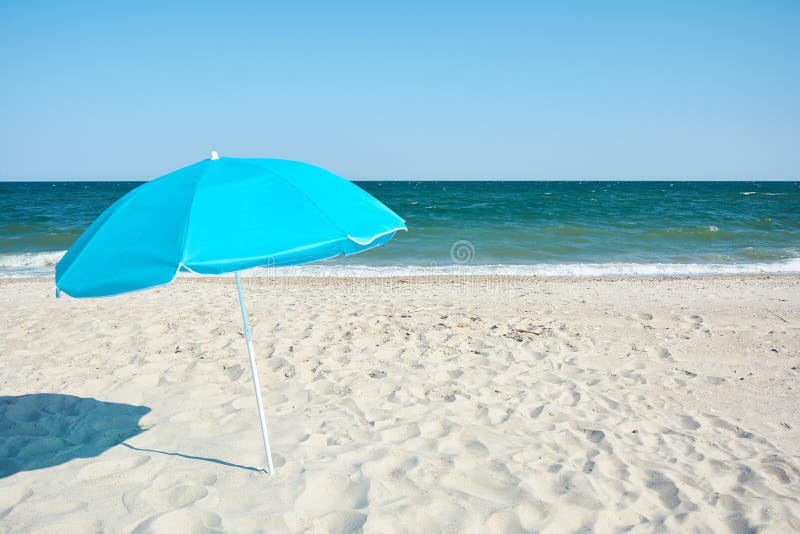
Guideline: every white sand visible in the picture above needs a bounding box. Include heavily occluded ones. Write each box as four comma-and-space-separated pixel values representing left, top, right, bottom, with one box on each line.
1, 276, 799, 532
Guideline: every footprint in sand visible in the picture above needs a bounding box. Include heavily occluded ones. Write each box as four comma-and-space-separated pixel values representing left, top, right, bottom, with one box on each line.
76, 455, 150, 482
294, 473, 370, 515
132, 509, 223, 534
310, 511, 367, 533
529, 405, 545, 418
464, 439, 489, 456
380, 422, 421, 442
168, 485, 209, 507
584, 429, 605, 443
645, 470, 681, 509
679, 415, 701, 431
123, 472, 218, 514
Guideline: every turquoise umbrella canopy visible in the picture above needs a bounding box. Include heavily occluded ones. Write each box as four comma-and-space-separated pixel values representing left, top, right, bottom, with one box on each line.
56, 155, 406, 298
54, 153, 406, 473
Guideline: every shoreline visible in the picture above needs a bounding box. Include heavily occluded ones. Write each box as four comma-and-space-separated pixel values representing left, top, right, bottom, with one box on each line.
3, 272, 800, 285
3, 252, 800, 281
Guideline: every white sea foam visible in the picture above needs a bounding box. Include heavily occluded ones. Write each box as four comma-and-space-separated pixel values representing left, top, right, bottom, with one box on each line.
740, 191, 784, 196
0, 251, 65, 277
7, 251, 799, 279
240, 259, 800, 278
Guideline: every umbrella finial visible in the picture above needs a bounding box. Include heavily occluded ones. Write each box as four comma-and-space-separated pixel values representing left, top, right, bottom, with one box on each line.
210, 150, 220, 160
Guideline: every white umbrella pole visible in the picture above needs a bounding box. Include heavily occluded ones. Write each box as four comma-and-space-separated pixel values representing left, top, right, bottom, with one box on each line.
235, 272, 275, 474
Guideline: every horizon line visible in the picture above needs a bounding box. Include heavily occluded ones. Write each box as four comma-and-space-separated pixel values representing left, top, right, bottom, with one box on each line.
1, 178, 799, 183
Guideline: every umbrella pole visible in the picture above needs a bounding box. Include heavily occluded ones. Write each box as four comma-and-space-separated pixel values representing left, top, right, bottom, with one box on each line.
235, 272, 275, 474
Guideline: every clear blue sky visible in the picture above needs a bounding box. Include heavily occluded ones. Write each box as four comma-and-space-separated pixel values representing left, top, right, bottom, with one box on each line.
1, 1, 798, 181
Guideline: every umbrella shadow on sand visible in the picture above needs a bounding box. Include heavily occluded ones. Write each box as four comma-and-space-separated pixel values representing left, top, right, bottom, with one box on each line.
0, 393, 262, 478
0, 393, 151, 478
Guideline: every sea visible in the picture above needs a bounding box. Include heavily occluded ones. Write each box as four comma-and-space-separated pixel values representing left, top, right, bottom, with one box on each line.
1, 181, 799, 278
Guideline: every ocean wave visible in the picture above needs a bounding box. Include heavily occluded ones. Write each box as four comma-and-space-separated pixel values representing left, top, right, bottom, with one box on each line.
740, 191, 784, 197
0, 251, 65, 277
5, 251, 799, 279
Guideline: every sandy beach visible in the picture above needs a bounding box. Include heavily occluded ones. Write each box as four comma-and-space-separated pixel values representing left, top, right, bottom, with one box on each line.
1, 276, 799, 532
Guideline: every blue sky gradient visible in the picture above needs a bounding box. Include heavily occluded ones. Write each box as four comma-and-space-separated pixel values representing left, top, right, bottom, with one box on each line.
1, 1, 798, 180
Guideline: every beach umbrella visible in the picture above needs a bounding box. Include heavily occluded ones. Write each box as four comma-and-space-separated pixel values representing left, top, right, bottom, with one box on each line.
55, 152, 406, 473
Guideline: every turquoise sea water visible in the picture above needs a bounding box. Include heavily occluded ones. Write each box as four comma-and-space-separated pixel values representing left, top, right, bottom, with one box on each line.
1, 181, 798, 277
